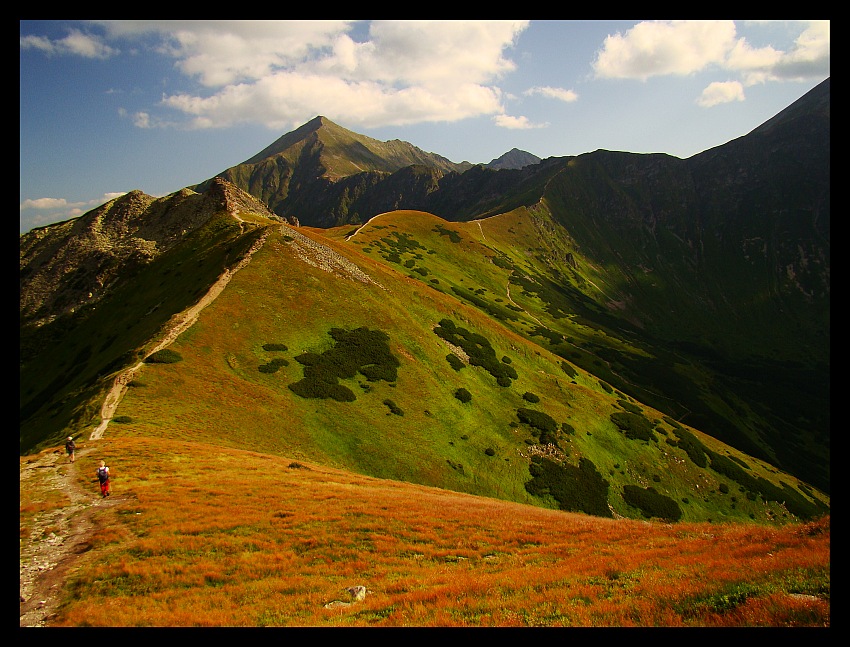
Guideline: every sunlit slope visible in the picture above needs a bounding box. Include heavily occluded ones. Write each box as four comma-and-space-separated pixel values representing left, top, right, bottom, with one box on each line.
110, 214, 827, 524
24, 437, 830, 627
335, 207, 829, 496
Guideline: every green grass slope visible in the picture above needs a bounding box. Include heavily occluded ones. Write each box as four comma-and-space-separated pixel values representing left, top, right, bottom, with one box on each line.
20, 212, 269, 454
106, 212, 828, 525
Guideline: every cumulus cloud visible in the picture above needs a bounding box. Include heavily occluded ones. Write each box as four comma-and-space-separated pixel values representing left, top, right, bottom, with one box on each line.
761, 20, 830, 81
68, 20, 529, 131
593, 21, 737, 80
20, 28, 118, 59
591, 20, 828, 108
20, 197, 74, 210
524, 86, 579, 103
493, 114, 547, 129
20, 193, 127, 212
20, 193, 128, 232
696, 81, 746, 107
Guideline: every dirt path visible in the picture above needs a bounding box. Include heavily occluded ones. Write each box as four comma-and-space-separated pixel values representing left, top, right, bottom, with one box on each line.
90, 229, 270, 441
19, 446, 120, 627
21, 223, 274, 627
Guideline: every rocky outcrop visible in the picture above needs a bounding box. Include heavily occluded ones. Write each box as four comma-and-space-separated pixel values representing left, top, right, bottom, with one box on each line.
19, 178, 279, 328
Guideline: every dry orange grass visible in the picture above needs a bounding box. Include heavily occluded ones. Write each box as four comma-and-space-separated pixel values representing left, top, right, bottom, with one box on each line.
46, 436, 828, 627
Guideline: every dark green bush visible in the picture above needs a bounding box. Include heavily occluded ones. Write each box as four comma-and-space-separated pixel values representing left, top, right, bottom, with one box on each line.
359, 363, 397, 381
433, 225, 462, 243
145, 348, 183, 364
447, 459, 465, 473
454, 388, 472, 403
289, 327, 399, 401
560, 361, 578, 378
446, 354, 465, 371
706, 450, 828, 520
561, 422, 576, 435
491, 255, 513, 269
484, 447, 496, 456
671, 427, 708, 468
525, 457, 611, 518
523, 392, 540, 403
617, 399, 642, 414
662, 416, 684, 430
113, 416, 133, 424
434, 319, 516, 386
258, 358, 289, 373
383, 399, 404, 416
610, 411, 656, 442
262, 343, 288, 352
622, 485, 683, 521
516, 408, 558, 435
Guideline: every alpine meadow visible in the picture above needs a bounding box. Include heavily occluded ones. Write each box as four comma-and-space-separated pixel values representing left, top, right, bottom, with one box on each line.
20, 78, 830, 627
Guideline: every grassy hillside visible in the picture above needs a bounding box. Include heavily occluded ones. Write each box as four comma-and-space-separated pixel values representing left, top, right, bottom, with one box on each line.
19, 211, 269, 454
21, 436, 830, 627
105, 213, 828, 525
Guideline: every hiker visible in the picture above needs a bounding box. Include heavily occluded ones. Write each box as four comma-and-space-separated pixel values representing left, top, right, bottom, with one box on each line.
65, 436, 76, 463
96, 460, 111, 498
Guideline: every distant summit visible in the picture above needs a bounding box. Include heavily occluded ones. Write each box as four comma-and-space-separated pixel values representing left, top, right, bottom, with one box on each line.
485, 148, 541, 170
193, 115, 473, 226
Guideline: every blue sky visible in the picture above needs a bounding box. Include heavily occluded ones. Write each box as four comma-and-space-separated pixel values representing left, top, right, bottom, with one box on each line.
20, 20, 830, 234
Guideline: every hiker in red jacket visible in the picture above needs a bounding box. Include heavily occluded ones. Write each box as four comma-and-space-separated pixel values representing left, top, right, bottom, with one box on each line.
96, 460, 111, 498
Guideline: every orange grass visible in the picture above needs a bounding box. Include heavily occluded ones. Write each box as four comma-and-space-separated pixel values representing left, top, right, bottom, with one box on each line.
35, 436, 829, 627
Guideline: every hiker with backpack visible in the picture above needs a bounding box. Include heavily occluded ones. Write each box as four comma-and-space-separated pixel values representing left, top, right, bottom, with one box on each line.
96, 460, 111, 498
65, 436, 76, 463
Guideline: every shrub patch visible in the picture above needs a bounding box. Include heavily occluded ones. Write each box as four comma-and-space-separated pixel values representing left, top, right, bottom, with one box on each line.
145, 349, 183, 364
610, 411, 656, 442
525, 456, 612, 517
434, 319, 517, 386
288, 327, 400, 402
622, 485, 683, 521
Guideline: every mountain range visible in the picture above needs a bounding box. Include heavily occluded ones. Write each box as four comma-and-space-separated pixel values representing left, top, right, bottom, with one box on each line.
20, 78, 830, 526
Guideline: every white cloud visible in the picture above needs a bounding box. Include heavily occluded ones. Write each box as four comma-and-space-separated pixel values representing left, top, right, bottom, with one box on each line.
20, 197, 73, 210
88, 20, 529, 130
21, 191, 127, 213
592, 19, 829, 88
524, 86, 579, 103
493, 114, 547, 130
20, 28, 118, 59
697, 81, 745, 107
593, 20, 737, 80
132, 111, 152, 128
766, 20, 830, 81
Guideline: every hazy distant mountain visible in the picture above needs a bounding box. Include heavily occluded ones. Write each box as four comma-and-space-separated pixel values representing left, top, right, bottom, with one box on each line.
485, 148, 542, 170
21, 79, 829, 521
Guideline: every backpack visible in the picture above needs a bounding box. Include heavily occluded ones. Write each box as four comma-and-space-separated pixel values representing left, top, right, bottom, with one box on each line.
97, 466, 109, 482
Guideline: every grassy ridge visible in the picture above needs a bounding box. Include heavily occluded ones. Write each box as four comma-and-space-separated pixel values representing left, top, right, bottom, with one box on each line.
23, 437, 829, 627
19, 212, 267, 454
108, 215, 828, 525
21, 210, 830, 626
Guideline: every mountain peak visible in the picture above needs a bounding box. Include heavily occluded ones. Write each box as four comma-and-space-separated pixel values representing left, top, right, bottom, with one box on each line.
485, 148, 541, 170
242, 116, 335, 164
